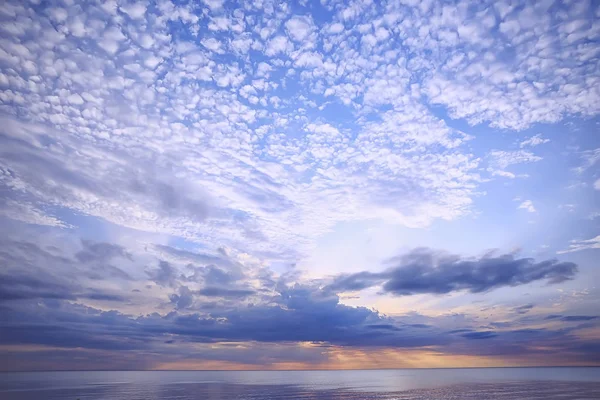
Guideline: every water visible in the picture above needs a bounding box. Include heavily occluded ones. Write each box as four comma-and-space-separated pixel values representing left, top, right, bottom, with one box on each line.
1, 368, 599, 399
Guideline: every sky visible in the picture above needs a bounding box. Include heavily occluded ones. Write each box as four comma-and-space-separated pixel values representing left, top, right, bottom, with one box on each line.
0, 0, 599, 371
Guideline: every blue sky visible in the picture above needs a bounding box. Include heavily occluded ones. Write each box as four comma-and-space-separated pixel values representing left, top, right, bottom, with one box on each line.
0, 0, 599, 370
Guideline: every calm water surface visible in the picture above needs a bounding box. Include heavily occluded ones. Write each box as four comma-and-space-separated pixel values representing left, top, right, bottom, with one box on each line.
1, 368, 599, 399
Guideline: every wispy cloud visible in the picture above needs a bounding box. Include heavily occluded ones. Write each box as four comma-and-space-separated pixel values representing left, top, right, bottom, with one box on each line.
520, 134, 550, 148
557, 235, 600, 254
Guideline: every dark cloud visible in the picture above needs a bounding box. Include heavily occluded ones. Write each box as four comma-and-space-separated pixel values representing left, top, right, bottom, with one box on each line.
366, 324, 401, 331
147, 261, 179, 287
169, 286, 194, 309
329, 248, 577, 295
0, 239, 128, 303
562, 316, 598, 322
546, 315, 598, 322
1, 280, 599, 369
0, 282, 449, 354
153, 244, 240, 270
0, 270, 126, 303
461, 331, 498, 340
447, 329, 473, 334
84, 291, 127, 302
198, 286, 255, 298
513, 304, 535, 314
128, 176, 211, 220
0, 235, 597, 369
182, 264, 243, 288
0, 271, 76, 301
75, 240, 133, 263
74, 241, 133, 281
202, 265, 237, 285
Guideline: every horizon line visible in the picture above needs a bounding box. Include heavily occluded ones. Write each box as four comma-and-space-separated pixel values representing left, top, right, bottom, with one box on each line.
2, 365, 599, 373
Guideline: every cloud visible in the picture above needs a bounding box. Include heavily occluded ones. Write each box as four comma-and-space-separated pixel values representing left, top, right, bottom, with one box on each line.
518, 200, 536, 213
329, 248, 577, 295
285, 16, 314, 42
120, 2, 147, 19
0, 228, 596, 369
461, 331, 498, 340
0, 0, 599, 370
491, 170, 517, 179
0, 239, 132, 302
513, 304, 534, 314
148, 261, 179, 287
10, 0, 594, 262
557, 235, 600, 254
520, 134, 550, 148
265, 36, 292, 56
75, 240, 132, 264
575, 148, 600, 174
0, 283, 446, 352
170, 285, 194, 309
489, 150, 542, 169
545, 315, 598, 322
197, 286, 255, 298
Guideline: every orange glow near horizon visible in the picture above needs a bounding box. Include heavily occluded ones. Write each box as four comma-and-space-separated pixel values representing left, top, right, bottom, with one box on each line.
151, 344, 600, 371
2, 342, 598, 372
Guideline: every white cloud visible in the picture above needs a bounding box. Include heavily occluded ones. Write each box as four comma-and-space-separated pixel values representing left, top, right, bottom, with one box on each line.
520, 134, 550, 148
518, 200, 536, 213
98, 26, 126, 54
67, 93, 84, 105
557, 235, 600, 254
0, 0, 598, 268
202, 0, 224, 11
489, 150, 542, 169
138, 34, 154, 49
208, 16, 231, 31
120, 2, 147, 19
576, 148, 600, 173
326, 23, 345, 34
0, 199, 70, 228
294, 52, 323, 68
491, 170, 516, 179
48, 8, 68, 23
144, 55, 162, 69
98, 39, 120, 54
201, 38, 223, 53
285, 16, 314, 42
594, 178, 600, 191
265, 36, 292, 56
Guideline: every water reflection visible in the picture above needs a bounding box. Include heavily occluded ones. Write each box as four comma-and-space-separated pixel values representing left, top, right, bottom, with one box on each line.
1, 369, 600, 400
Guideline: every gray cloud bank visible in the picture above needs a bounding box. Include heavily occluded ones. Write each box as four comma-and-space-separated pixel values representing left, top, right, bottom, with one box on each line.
329, 248, 577, 295
0, 235, 597, 370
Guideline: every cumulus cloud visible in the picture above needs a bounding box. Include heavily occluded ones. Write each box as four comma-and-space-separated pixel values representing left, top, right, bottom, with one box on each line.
265, 35, 293, 56
285, 16, 314, 42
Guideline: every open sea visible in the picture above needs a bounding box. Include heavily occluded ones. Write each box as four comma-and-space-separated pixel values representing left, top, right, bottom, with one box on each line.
0, 368, 599, 399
